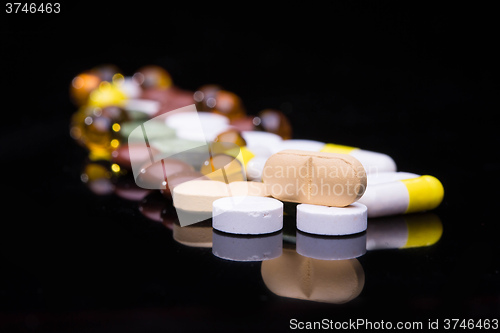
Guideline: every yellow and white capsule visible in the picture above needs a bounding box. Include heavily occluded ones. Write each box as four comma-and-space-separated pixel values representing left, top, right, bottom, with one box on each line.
239, 136, 396, 181
366, 213, 443, 250
358, 172, 444, 218
276, 140, 396, 174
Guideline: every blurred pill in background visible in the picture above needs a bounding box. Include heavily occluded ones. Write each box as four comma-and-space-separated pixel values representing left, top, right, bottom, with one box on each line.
80, 159, 122, 196
133, 65, 172, 90
241, 131, 283, 157
70, 72, 102, 106
135, 158, 196, 190
254, 109, 293, 140
173, 219, 213, 248
79, 105, 130, 159
111, 143, 159, 170
165, 111, 230, 142
214, 128, 247, 147
229, 116, 258, 132
193, 84, 222, 111
211, 90, 246, 121
136, 65, 194, 115
91, 64, 121, 83
200, 153, 246, 183
193, 85, 246, 120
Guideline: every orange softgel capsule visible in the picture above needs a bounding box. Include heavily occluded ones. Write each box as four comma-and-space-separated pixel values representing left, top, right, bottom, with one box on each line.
212, 90, 246, 121
134, 65, 172, 89
193, 84, 223, 111
70, 72, 101, 106
255, 109, 293, 140
214, 128, 247, 147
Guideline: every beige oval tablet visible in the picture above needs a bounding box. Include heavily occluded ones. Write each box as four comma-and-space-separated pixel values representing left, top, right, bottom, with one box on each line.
172, 180, 271, 213
262, 150, 367, 207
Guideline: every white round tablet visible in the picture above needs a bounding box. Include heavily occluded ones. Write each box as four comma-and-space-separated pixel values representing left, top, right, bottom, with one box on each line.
297, 203, 367, 236
213, 196, 283, 234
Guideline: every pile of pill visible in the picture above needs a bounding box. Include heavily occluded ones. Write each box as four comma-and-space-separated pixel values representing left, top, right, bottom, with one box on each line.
70, 64, 444, 241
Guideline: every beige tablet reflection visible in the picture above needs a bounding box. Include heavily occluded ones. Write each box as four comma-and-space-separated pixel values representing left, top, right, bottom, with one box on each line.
261, 248, 364, 304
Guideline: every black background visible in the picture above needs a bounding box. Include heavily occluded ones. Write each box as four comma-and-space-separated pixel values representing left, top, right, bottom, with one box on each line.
0, 3, 498, 332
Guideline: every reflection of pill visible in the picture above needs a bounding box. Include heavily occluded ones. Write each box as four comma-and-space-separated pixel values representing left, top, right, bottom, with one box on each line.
366, 213, 443, 250
139, 191, 169, 223
262, 150, 367, 207
270, 139, 396, 174
212, 230, 282, 261
113, 174, 151, 201
261, 249, 365, 304
213, 196, 283, 234
297, 203, 368, 236
358, 175, 444, 217
296, 231, 367, 260
173, 220, 213, 248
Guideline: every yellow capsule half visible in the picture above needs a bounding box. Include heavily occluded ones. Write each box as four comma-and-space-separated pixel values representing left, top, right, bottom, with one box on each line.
402, 175, 444, 214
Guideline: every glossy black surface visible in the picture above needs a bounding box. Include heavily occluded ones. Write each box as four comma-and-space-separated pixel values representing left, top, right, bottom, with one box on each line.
1, 4, 498, 332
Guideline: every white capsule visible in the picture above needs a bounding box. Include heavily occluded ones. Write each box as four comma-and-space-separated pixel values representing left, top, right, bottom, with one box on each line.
240, 140, 397, 180
357, 174, 444, 218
